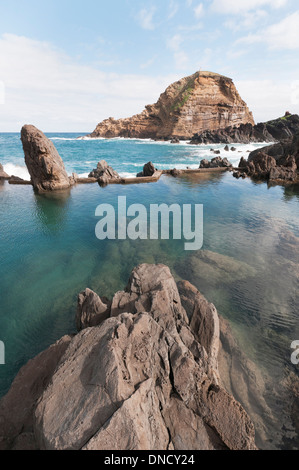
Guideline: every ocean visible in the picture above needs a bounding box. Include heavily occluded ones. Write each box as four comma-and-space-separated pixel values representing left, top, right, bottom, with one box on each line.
0, 133, 299, 449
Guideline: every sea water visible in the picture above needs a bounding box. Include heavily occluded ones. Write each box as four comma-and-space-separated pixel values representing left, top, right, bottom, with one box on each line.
0, 133, 299, 449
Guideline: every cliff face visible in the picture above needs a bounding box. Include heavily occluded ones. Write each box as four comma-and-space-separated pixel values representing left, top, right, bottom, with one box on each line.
88, 71, 255, 140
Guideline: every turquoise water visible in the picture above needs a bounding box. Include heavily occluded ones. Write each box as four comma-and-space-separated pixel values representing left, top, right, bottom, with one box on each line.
0, 133, 299, 449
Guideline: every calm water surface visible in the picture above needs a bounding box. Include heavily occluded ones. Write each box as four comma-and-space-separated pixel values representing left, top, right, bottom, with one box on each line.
0, 133, 298, 449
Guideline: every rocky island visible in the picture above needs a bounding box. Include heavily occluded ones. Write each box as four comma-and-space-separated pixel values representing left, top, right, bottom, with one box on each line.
87, 71, 255, 141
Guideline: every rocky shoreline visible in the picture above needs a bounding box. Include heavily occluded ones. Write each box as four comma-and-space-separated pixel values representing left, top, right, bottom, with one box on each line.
2, 123, 298, 191
190, 113, 299, 145
0, 264, 257, 451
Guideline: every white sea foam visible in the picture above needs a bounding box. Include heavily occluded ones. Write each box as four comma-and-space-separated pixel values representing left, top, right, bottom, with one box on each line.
119, 172, 136, 178
3, 163, 30, 180
50, 137, 83, 141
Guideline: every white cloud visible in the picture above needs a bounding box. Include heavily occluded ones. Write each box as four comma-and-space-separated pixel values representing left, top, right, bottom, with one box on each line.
211, 0, 288, 15
167, 34, 189, 69
225, 10, 268, 31
194, 3, 204, 18
237, 11, 299, 50
0, 34, 180, 131
168, 0, 179, 19
136, 7, 157, 30
236, 79, 299, 123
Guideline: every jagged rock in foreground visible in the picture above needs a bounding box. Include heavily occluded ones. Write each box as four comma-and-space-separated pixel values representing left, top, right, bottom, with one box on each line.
21, 125, 76, 192
190, 114, 299, 145
0, 264, 256, 451
88, 160, 121, 185
88, 71, 254, 140
0, 163, 9, 180
76, 288, 111, 331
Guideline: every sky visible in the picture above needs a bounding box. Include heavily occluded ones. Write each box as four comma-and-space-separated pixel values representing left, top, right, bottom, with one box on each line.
0, 0, 299, 132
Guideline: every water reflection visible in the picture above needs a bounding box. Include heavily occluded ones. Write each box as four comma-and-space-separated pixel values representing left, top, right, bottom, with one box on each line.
282, 182, 299, 201
176, 170, 227, 188
33, 189, 71, 233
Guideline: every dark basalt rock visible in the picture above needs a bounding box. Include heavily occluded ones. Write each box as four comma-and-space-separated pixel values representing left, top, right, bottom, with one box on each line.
236, 151, 297, 182
89, 160, 121, 185
200, 157, 233, 169
236, 131, 299, 182
190, 114, 299, 145
137, 161, 157, 178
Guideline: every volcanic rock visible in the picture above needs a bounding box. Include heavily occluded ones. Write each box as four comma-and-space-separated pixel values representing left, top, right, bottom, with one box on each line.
21, 125, 74, 192
88, 160, 121, 185
190, 114, 299, 145
200, 157, 232, 169
0, 264, 257, 451
237, 148, 298, 182
137, 162, 157, 178
87, 71, 254, 140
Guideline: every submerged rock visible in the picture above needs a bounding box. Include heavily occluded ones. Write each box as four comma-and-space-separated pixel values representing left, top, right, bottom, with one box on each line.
0, 264, 256, 451
21, 125, 74, 192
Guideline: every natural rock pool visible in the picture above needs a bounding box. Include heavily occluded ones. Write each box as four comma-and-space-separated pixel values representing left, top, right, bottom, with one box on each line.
0, 134, 299, 449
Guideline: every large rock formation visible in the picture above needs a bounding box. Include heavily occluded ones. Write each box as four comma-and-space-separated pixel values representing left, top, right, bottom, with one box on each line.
21, 125, 75, 192
88, 71, 254, 140
0, 264, 256, 451
190, 113, 299, 145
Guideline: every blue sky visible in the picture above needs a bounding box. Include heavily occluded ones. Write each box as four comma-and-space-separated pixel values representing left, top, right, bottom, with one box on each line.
0, 0, 299, 131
